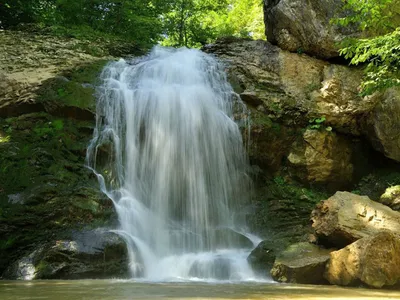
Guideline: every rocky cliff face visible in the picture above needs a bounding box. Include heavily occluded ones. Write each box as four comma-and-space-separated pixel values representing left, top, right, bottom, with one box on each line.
203, 38, 392, 190
263, 0, 357, 59
0, 30, 132, 279
202, 1, 400, 288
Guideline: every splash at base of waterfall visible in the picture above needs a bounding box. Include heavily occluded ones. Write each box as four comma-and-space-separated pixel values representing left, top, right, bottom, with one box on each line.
87, 46, 260, 281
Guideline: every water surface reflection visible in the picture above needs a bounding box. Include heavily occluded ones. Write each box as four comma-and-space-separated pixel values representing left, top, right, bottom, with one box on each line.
1, 280, 400, 299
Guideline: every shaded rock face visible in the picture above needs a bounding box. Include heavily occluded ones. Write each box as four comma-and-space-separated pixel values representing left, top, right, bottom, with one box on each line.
311, 191, 400, 248
361, 88, 400, 162
3, 231, 129, 280
270, 242, 332, 284
325, 232, 400, 288
287, 129, 353, 188
263, 0, 355, 59
247, 178, 329, 258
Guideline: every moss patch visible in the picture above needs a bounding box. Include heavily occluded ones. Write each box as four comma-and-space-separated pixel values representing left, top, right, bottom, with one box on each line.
36, 60, 108, 111
248, 176, 329, 252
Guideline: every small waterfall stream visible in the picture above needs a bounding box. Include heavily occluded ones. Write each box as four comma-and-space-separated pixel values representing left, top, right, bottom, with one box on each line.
87, 46, 259, 281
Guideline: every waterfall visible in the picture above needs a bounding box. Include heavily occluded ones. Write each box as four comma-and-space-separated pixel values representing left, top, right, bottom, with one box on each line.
87, 46, 258, 281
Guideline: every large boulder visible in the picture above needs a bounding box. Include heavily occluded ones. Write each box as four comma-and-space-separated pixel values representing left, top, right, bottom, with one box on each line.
270, 242, 332, 284
311, 191, 400, 248
2, 230, 129, 280
263, 0, 355, 59
325, 231, 400, 288
287, 129, 353, 189
361, 88, 400, 162
247, 241, 276, 276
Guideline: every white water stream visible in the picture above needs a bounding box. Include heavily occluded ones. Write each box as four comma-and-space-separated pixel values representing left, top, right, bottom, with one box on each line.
87, 46, 259, 281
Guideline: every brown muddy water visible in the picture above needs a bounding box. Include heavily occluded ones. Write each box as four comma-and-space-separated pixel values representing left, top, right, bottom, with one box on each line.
1, 280, 400, 300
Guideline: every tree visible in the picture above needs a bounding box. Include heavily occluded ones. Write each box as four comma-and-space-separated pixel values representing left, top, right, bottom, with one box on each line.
1, 0, 265, 49
162, 0, 230, 47
217, 0, 265, 40
334, 0, 400, 95
0, 0, 56, 28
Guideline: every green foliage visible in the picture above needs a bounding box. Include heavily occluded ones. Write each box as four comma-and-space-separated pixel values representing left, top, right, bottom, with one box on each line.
162, 0, 230, 47
308, 116, 332, 131
334, 0, 396, 33
273, 176, 285, 186
216, 0, 266, 40
339, 29, 400, 95
33, 119, 64, 138
333, 0, 400, 95
1, 0, 172, 48
2, 0, 265, 49
1, 0, 55, 28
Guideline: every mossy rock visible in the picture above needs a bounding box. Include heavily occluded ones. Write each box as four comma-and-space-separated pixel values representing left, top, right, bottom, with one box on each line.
36, 60, 108, 118
270, 242, 332, 284
0, 111, 117, 275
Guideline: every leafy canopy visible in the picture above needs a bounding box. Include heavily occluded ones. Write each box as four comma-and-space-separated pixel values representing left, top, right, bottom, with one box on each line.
162, 0, 265, 47
1, 0, 265, 49
334, 0, 400, 95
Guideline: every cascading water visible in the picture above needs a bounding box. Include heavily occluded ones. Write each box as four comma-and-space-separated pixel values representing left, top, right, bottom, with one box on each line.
86, 46, 260, 281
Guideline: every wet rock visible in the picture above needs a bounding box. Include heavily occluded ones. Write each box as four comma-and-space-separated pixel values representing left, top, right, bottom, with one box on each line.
270, 242, 332, 284
263, 0, 357, 59
379, 185, 400, 211
247, 241, 276, 276
214, 228, 254, 249
287, 129, 353, 189
2, 230, 129, 280
311, 191, 400, 248
325, 231, 400, 288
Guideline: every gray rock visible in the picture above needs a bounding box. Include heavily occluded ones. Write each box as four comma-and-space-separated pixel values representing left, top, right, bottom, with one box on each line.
361, 87, 400, 162
263, 0, 357, 58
